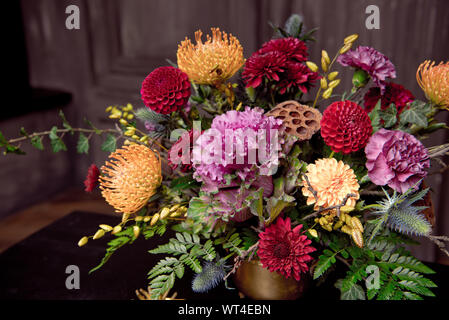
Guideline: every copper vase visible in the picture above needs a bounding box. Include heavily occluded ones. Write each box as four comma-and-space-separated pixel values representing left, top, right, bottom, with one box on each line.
233, 259, 310, 300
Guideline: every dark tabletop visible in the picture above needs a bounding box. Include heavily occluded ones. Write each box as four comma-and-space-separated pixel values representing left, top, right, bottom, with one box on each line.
0, 211, 448, 300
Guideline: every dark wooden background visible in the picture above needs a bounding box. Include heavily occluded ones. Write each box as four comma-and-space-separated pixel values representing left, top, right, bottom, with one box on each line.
0, 0, 448, 263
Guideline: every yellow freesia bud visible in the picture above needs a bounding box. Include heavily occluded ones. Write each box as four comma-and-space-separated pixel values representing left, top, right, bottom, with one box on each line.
143, 216, 151, 222
333, 220, 344, 230
78, 236, 89, 247
160, 207, 171, 220
112, 225, 122, 234
131, 135, 140, 140
170, 204, 181, 212
308, 229, 318, 238
321, 57, 328, 73
341, 225, 352, 234
124, 139, 132, 145
99, 224, 113, 232
236, 102, 243, 111
122, 213, 130, 223
106, 106, 112, 113
93, 229, 105, 240
340, 43, 352, 54
127, 114, 134, 120
135, 216, 144, 222
125, 103, 134, 111
150, 213, 160, 226
119, 119, 129, 126
320, 78, 328, 89
328, 71, 339, 81
329, 79, 341, 89
139, 135, 148, 142
133, 226, 140, 238
344, 34, 359, 45
321, 50, 331, 65
123, 112, 129, 118
306, 61, 319, 72
322, 87, 333, 99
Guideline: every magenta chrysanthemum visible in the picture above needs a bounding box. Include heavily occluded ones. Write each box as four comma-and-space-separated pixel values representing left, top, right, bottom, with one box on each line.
365, 129, 430, 193
258, 37, 308, 62
364, 82, 415, 114
242, 52, 287, 88
338, 46, 396, 93
192, 107, 283, 187
258, 217, 316, 281
140, 66, 191, 114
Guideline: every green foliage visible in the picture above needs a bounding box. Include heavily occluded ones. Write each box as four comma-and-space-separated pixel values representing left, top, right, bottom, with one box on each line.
399, 100, 433, 129
49, 126, 67, 152
147, 232, 217, 299
101, 134, 116, 152
369, 100, 398, 131
135, 107, 168, 123
59, 110, 74, 134
76, 133, 89, 154
314, 249, 338, 280
170, 175, 200, 191
0, 131, 26, 155
30, 136, 44, 150
269, 13, 317, 42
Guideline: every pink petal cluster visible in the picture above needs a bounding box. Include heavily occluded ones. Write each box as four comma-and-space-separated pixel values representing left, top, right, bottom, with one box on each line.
192, 107, 283, 187
338, 46, 396, 93
258, 217, 316, 281
365, 129, 430, 193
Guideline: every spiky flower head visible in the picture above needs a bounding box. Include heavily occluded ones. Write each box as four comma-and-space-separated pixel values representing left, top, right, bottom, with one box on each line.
99, 145, 162, 214
302, 158, 360, 210
191, 260, 227, 293
416, 60, 449, 109
369, 186, 432, 238
177, 28, 245, 85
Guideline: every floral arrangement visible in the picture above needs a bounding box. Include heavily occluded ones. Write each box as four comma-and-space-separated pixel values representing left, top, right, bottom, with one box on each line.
2, 14, 449, 300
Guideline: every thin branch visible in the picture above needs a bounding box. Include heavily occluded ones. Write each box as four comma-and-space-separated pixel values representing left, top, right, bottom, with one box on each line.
223, 241, 259, 281
427, 235, 449, 258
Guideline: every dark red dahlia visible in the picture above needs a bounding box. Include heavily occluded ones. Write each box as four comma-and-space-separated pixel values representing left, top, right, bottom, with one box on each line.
242, 51, 287, 88
141, 66, 191, 114
84, 164, 100, 192
364, 82, 415, 114
278, 62, 320, 94
258, 217, 316, 281
168, 129, 202, 173
258, 37, 309, 62
321, 100, 373, 154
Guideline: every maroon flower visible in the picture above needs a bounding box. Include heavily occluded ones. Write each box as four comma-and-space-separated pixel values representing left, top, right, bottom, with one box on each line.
321, 100, 373, 154
242, 51, 287, 88
84, 164, 100, 193
141, 66, 191, 114
364, 82, 415, 114
258, 37, 308, 63
258, 217, 315, 281
278, 62, 320, 94
168, 129, 202, 173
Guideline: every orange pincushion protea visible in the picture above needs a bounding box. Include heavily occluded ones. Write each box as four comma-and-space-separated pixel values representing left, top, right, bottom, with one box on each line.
99, 145, 162, 214
177, 28, 245, 85
416, 60, 449, 109
302, 158, 360, 210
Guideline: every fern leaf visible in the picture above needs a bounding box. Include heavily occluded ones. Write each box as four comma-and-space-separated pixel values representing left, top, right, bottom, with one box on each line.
313, 252, 337, 279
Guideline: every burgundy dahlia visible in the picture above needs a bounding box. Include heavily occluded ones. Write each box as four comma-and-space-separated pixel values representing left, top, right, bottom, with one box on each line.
337, 46, 396, 93
84, 164, 100, 192
364, 82, 415, 114
168, 129, 202, 173
365, 129, 430, 193
321, 100, 373, 154
278, 62, 320, 94
258, 37, 308, 62
141, 66, 191, 114
242, 51, 287, 88
258, 217, 316, 281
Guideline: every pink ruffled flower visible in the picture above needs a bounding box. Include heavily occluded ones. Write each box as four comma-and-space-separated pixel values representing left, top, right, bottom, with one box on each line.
192, 107, 283, 187
365, 129, 430, 193
338, 46, 396, 93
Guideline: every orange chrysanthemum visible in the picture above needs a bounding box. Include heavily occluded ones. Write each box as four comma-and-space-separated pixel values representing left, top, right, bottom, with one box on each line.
416, 60, 449, 109
177, 28, 245, 85
302, 158, 360, 210
99, 145, 162, 214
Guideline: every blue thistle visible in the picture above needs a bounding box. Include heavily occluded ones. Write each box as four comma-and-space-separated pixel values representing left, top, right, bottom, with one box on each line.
368, 186, 432, 241
191, 260, 227, 293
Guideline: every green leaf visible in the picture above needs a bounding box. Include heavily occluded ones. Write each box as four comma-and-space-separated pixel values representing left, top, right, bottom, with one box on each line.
59, 110, 74, 134
49, 127, 67, 153
284, 14, 303, 38
30, 136, 44, 151
84, 118, 101, 135
135, 108, 168, 123
378, 103, 397, 128
76, 133, 89, 154
313, 253, 337, 279
368, 100, 382, 131
101, 134, 116, 152
399, 100, 431, 128
335, 280, 366, 300
170, 175, 199, 191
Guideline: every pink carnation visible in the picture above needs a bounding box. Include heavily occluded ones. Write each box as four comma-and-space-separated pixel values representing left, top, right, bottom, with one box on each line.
365, 129, 430, 193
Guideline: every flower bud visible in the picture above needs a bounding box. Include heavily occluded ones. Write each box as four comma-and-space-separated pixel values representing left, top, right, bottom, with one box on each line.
78, 236, 89, 247
308, 229, 318, 238
339, 43, 352, 54
328, 79, 341, 89
322, 87, 333, 99
143, 216, 151, 222
99, 224, 113, 232
93, 229, 105, 240
320, 78, 328, 89
160, 207, 171, 219
344, 34, 359, 45
321, 57, 328, 73
306, 61, 319, 72
112, 225, 122, 234
321, 50, 331, 65
150, 213, 160, 226
352, 69, 369, 88
133, 225, 140, 238
328, 71, 339, 81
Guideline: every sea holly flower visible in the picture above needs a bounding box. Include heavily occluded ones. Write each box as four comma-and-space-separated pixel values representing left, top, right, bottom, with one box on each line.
177, 28, 245, 85
337, 46, 396, 93
258, 217, 316, 281
365, 129, 430, 193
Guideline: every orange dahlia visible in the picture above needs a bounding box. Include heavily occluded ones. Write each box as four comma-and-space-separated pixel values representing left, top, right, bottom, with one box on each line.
177, 28, 245, 85
99, 145, 162, 214
302, 158, 359, 210
416, 60, 449, 109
